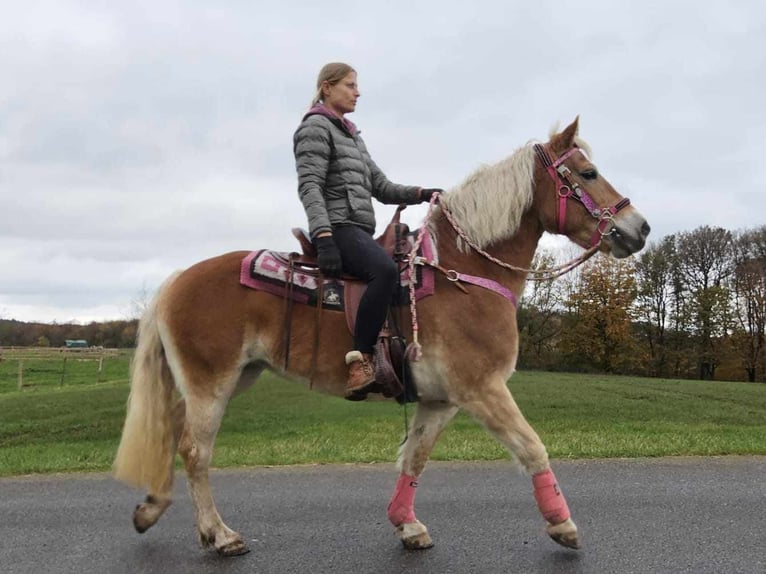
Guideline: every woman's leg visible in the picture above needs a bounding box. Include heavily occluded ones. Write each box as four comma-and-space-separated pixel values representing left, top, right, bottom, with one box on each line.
332, 225, 398, 399
332, 225, 398, 354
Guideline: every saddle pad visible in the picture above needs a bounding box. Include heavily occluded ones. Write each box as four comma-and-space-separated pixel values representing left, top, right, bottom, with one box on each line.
239, 228, 437, 309
239, 250, 346, 310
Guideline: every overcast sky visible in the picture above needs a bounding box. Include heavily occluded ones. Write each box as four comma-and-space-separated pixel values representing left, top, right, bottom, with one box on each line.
2, 1, 764, 324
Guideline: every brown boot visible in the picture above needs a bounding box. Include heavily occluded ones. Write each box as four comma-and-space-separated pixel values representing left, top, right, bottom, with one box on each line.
344, 350, 376, 401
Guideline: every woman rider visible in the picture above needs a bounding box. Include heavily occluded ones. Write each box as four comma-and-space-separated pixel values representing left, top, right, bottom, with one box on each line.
293, 62, 441, 400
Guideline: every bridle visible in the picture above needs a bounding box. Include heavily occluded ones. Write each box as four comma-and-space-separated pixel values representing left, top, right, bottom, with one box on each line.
533, 144, 631, 247
405, 144, 633, 358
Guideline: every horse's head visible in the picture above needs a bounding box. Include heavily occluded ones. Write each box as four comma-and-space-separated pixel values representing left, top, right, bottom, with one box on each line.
535, 117, 650, 258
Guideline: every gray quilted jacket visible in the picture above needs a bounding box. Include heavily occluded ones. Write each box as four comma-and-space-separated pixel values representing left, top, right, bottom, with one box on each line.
293, 105, 421, 239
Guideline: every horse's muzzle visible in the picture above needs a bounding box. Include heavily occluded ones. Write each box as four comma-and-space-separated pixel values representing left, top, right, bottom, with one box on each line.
608, 214, 650, 258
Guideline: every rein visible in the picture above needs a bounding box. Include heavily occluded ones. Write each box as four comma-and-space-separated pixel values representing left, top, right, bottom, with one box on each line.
440, 199, 600, 282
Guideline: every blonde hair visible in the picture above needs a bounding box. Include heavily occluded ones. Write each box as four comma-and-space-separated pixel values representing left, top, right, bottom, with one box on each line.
311, 62, 356, 106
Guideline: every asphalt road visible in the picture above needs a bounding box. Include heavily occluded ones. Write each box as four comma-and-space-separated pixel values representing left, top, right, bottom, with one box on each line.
1, 457, 764, 574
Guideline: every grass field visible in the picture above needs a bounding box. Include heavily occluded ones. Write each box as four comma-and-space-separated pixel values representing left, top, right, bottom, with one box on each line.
1, 360, 764, 477
0, 348, 131, 393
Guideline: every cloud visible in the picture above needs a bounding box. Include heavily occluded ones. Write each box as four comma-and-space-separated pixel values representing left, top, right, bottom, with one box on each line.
2, 1, 765, 322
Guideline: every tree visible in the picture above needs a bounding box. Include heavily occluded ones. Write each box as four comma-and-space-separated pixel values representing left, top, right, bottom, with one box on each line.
129, 283, 155, 320
731, 227, 766, 382
635, 235, 675, 376
675, 226, 734, 379
559, 256, 639, 373
518, 251, 566, 369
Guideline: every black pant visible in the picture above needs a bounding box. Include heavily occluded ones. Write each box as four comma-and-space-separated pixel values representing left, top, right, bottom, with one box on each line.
332, 224, 398, 355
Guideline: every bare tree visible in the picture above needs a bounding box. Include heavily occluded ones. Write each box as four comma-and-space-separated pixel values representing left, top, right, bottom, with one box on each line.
128, 283, 155, 320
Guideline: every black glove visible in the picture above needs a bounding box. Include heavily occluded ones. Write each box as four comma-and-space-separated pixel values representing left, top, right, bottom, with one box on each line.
419, 188, 444, 203
313, 235, 342, 278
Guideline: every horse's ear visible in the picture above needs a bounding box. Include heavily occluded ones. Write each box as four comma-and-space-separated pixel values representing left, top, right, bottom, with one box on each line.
551, 116, 580, 152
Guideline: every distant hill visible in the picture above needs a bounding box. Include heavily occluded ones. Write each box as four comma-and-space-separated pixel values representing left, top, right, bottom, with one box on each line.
0, 318, 138, 348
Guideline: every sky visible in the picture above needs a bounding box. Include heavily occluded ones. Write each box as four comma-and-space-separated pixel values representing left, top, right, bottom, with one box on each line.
2, 1, 765, 324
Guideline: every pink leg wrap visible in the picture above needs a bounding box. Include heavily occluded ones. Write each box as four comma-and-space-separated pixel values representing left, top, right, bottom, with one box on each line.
387, 473, 418, 526
532, 469, 571, 524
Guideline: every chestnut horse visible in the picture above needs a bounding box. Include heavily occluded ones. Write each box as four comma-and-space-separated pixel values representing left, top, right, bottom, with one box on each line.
113, 117, 650, 556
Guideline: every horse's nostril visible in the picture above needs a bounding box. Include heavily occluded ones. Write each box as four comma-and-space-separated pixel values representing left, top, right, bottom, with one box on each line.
641, 221, 651, 237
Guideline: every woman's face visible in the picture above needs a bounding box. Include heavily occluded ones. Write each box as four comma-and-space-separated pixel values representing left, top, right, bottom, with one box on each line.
323, 71, 359, 116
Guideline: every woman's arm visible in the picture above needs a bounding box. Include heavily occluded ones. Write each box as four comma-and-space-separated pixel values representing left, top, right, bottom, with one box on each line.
294, 121, 333, 239
358, 137, 421, 205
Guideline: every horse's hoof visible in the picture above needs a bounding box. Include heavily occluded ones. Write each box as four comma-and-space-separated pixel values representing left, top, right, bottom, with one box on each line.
546, 518, 581, 550
133, 499, 169, 534
397, 520, 434, 550
216, 539, 251, 557
133, 521, 149, 534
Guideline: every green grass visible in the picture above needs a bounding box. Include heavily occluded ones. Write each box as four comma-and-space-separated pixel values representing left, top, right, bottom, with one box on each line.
0, 371, 764, 477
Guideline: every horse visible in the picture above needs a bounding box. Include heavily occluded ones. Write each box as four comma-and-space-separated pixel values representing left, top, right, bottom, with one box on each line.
113, 117, 650, 556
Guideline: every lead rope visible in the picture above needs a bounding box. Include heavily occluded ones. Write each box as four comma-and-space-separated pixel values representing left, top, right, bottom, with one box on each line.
440, 201, 600, 281
405, 192, 441, 362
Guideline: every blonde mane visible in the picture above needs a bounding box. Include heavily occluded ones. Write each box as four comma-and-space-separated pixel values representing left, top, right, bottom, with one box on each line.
437, 144, 537, 249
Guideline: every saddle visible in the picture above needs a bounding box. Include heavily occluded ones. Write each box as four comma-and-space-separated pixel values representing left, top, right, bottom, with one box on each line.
291, 215, 408, 261
288, 205, 411, 331
240, 206, 426, 403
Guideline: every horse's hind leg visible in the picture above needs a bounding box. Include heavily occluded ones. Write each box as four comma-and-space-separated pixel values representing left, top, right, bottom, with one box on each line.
388, 401, 459, 549
132, 398, 186, 532
457, 379, 580, 550
178, 386, 248, 556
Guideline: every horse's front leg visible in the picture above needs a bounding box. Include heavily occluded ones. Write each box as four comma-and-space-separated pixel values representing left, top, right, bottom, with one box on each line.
458, 379, 581, 550
389, 401, 459, 549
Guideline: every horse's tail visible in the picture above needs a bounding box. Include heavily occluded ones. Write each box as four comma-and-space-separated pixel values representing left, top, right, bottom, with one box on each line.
113, 273, 180, 493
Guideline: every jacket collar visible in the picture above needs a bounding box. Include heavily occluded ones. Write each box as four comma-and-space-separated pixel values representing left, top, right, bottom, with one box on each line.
304, 103, 358, 136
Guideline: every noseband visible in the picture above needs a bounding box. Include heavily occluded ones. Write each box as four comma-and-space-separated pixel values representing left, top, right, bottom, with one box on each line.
533, 144, 631, 247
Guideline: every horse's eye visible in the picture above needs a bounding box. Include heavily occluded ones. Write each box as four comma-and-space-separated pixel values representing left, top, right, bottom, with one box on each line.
581, 169, 598, 181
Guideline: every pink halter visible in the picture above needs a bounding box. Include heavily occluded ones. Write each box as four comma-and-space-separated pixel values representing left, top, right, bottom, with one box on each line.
534, 144, 631, 247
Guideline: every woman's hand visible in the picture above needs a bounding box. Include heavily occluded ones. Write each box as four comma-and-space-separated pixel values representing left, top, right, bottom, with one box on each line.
419, 188, 444, 202
313, 235, 343, 278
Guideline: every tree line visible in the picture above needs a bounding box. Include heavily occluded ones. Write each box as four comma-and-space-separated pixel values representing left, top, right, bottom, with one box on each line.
0, 318, 137, 349
518, 224, 766, 382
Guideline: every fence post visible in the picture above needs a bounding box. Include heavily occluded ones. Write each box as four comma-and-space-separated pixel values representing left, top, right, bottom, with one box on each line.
97, 355, 104, 383
18, 359, 23, 391
60, 356, 68, 387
